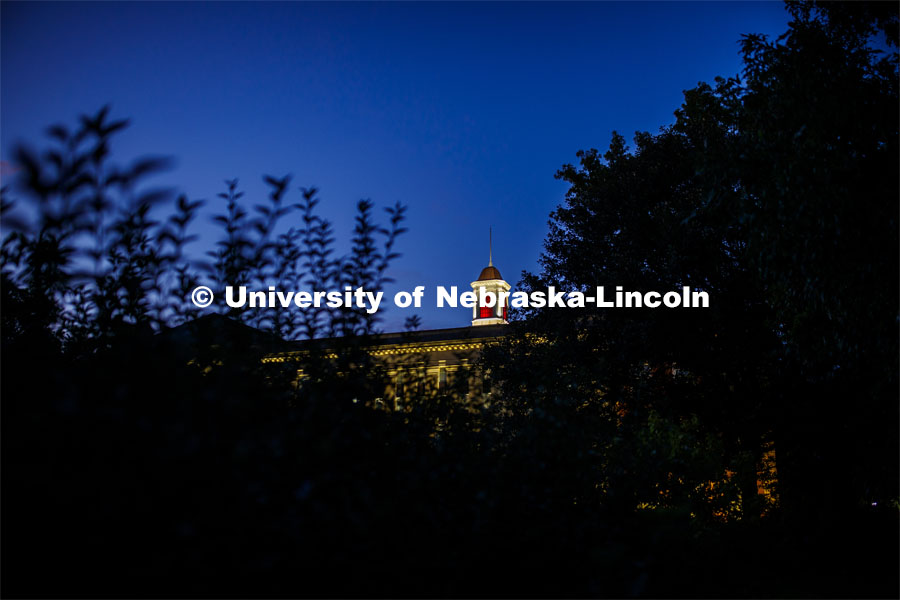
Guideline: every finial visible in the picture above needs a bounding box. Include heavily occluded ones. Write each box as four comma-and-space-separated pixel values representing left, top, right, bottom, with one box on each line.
489, 226, 493, 267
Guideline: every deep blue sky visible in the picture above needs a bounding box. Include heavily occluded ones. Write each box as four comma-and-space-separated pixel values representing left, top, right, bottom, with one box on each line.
1, 1, 790, 331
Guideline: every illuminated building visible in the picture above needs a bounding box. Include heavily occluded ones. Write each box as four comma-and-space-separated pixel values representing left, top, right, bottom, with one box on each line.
263, 248, 512, 404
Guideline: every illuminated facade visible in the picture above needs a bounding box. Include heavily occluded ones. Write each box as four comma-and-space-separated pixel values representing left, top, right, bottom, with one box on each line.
263, 253, 512, 403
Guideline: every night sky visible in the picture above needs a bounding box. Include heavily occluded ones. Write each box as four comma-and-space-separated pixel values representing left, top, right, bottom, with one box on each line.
1, 1, 789, 331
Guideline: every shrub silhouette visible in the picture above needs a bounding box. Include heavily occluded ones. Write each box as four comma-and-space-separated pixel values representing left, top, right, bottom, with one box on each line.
3, 4, 899, 591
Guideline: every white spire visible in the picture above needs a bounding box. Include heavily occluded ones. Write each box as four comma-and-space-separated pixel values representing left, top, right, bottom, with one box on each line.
489, 226, 493, 267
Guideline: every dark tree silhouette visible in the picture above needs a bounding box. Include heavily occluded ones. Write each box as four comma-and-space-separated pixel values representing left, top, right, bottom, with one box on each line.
1, 3, 897, 598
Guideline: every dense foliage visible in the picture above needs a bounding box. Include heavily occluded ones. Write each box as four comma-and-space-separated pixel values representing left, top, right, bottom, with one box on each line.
487, 0, 898, 593
2, 2, 897, 597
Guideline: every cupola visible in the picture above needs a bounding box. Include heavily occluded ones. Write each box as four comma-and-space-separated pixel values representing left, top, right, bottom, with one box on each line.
471, 229, 510, 326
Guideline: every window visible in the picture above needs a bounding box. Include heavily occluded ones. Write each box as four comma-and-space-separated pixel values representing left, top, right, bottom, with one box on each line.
395, 371, 404, 397
502, 305, 508, 321
479, 305, 493, 319
438, 366, 447, 388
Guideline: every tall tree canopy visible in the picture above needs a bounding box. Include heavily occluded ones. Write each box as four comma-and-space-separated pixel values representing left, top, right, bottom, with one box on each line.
491, 0, 898, 519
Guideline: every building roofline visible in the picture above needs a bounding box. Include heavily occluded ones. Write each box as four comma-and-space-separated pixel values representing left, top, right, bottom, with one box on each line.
283, 323, 509, 350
